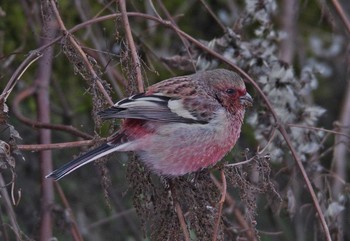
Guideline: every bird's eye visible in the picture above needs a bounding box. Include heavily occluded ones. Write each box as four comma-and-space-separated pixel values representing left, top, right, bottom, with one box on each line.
226, 88, 236, 95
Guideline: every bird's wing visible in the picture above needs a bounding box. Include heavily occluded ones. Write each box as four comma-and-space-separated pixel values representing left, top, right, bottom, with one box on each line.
98, 93, 220, 124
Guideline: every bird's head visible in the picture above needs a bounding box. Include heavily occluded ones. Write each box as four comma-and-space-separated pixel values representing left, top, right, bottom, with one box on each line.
203, 69, 253, 113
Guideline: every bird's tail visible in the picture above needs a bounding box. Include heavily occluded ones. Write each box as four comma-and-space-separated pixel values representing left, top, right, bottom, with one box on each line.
46, 143, 118, 181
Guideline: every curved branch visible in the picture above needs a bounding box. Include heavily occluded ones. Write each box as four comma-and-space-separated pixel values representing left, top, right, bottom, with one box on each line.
0, 53, 42, 103
210, 173, 257, 241
12, 86, 93, 140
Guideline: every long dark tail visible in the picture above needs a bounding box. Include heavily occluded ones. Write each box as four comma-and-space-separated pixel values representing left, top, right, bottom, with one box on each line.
46, 143, 118, 181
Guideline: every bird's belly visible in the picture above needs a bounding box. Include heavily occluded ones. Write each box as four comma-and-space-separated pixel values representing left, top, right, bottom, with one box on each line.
136, 122, 240, 176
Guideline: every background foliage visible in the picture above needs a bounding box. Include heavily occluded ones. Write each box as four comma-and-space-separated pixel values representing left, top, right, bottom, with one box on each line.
0, 1, 349, 241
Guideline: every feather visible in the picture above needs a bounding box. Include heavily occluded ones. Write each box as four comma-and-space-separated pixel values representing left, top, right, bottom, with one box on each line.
98, 94, 213, 124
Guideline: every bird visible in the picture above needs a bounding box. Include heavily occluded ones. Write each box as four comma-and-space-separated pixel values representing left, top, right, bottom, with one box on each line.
46, 69, 253, 181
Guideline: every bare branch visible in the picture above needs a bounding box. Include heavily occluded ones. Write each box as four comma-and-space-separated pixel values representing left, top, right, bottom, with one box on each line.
119, 0, 144, 93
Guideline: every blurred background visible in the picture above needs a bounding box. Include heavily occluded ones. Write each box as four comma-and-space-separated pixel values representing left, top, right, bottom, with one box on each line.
0, 1, 349, 241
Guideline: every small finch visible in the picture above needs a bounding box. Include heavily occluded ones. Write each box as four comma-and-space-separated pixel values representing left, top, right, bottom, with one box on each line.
46, 69, 253, 180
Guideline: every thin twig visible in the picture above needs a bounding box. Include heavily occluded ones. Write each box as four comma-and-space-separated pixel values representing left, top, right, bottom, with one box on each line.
330, 0, 350, 34
225, 157, 256, 168
119, 0, 144, 93
170, 182, 190, 241
86, 208, 136, 230
12, 86, 93, 140
279, 126, 331, 241
212, 170, 226, 241
74, 0, 125, 97
54, 182, 85, 241
174, 201, 190, 241
198, 0, 227, 32
0, 208, 10, 241
50, 0, 113, 106
210, 173, 257, 241
0, 53, 42, 102
288, 123, 350, 139
155, 0, 196, 71
0, 174, 21, 241
17, 139, 98, 151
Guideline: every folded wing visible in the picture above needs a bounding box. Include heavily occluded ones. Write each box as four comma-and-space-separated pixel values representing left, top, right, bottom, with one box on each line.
98, 93, 217, 124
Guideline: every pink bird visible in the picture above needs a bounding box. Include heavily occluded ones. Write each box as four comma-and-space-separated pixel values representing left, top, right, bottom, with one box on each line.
46, 69, 253, 180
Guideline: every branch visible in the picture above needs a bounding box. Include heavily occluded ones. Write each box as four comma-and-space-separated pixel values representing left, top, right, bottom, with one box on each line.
0, 53, 42, 103
4, 12, 333, 240
36, 3, 56, 239
170, 181, 190, 241
54, 182, 85, 241
210, 173, 257, 241
65, 12, 333, 240
279, 0, 298, 63
331, 0, 350, 34
11, 86, 93, 140
212, 170, 226, 241
0, 174, 21, 241
287, 123, 350, 139
17, 140, 98, 151
161, 19, 332, 241
49, 0, 113, 106
119, 0, 144, 93
155, 0, 196, 71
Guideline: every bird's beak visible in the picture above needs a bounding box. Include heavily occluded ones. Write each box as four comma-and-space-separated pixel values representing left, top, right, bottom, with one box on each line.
240, 92, 253, 107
